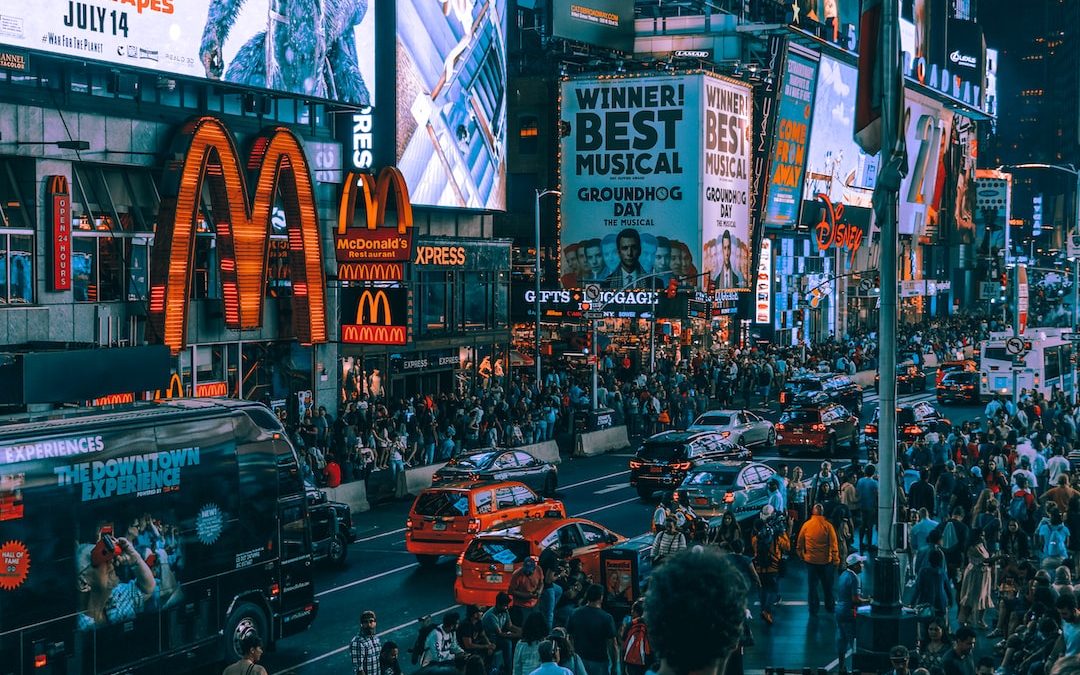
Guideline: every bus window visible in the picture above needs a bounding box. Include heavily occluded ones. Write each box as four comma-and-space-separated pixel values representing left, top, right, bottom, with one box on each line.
983, 347, 1011, 363
1046, 346, 1062, 381
280, 501, 310, 561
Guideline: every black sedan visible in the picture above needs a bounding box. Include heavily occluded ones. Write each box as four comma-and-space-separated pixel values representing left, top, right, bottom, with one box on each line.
936, 371, 980, 404
433, 449, 559, 496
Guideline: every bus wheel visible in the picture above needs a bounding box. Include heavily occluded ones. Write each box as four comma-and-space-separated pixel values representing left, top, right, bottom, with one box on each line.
329, 531, 349, 567
223, 602, 268, 662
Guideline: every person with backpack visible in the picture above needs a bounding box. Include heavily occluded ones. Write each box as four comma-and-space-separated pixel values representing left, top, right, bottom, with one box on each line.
1037, 509, 1072, 567
751, 505, 791, 625
1011, 475, 1038, 532
621, 600, 652, 675
422, 612, 465, 668
651, 520, 687, 566
935, 508, 970, 586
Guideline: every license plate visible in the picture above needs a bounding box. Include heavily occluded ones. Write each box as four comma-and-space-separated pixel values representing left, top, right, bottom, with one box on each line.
694, 497, 708, 506
433, 522, 447, 531
485, 574, 503, 584
649, 466, 662, 474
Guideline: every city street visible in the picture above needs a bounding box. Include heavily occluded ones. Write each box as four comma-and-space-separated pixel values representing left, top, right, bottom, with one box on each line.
263, 383, 986, 674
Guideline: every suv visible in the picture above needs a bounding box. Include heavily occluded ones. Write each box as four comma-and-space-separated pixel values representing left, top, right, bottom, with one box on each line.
936, 371, 980, 404
875, 362, 927, 393
307, 488, 357, 567
864, 401, 951, 450
935, 359, 977, 386
406, 481, 566, 566
782, 373, 863, 412
775, 403, 860, 456
629, 431, 751, 499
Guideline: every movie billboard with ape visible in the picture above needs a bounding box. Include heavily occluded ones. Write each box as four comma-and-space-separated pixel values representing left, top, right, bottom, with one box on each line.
0, 0, 376, 104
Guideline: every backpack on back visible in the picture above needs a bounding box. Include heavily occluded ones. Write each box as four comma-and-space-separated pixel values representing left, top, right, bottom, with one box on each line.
622, 620, 652, 666
940, 520, 959, 551
755, 523, 777, 568
410, 621, 439, 665
1009, 493, 1030, 522
1046, 524, 1068, 559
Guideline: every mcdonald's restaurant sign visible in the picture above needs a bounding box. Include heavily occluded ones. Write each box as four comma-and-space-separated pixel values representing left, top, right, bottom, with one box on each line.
46, 175, 72, 291
340, 286, 411, 345
335, 168, 414, 282
148, 116, 328, 355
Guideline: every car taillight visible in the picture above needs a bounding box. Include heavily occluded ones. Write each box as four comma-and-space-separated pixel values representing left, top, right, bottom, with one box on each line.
864, 425, 876, 435
468, 473, 480, 482
34, 654, 47, 669
467, 518, 481, 533
780, 392, 787, 403
724, 492, 735, 503
719, 431, 731, 438
963, 384, 975, 390
904, 425, 922, 435
629, 459, 643, 469
456, 554, 464, 576
812, 424, 826, 432
776, 423, 785, 430
672, 461, 692, 470
270, 583, 280, 597
406, 518, 414, 529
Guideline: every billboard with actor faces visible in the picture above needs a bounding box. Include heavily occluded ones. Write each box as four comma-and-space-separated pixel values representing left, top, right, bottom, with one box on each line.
558, 73, 752, 292
0, 0, 375, 104
396, 0, 507, 210
899, 88, 954, 236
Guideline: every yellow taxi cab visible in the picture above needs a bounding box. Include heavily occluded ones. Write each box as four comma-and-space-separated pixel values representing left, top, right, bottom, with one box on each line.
406, 481, 565, 566
454, 517, 624, 607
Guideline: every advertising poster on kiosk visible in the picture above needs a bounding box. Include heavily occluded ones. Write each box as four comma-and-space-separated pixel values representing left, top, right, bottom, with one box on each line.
0, 0, 375, 104
762, 48, 819, 228
396, 0, 507, 210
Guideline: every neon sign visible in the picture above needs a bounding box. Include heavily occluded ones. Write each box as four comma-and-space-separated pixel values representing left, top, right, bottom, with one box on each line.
812, 193, 864, 267
335, 168, 414, 282
148, 116, 327, 354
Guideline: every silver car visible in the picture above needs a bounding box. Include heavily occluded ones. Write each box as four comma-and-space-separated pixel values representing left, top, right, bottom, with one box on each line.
688, 409, 776, 448
674, 461, 778, 520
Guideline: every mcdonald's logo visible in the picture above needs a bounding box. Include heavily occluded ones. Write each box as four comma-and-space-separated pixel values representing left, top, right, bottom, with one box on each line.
152, 373, 187, 401
340, 287, 409, 345
91, 392, 135, 406
147, 116, 327, 354
195, 381, 229, 398
335, 168, 414, 281
46, 175, 72, 292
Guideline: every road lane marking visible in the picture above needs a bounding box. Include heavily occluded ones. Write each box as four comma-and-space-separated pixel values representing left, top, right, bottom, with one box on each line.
283, 603, 461, 671
315, 562, 419, 597
575, 496, 642, 517
356, 527, 407, 542
594, 484, 629, 495
561, 470, 630, 490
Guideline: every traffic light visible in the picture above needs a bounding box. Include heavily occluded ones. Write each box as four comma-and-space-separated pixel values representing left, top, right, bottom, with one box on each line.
583, 331, 592, 355
665, 277, 678, 298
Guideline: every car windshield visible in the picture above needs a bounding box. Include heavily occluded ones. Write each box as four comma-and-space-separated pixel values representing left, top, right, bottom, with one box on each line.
453, 452, 498, 470
464, 539, 531, 565
780, 410, 820, 425
943, 373, 976, 384
684, 471, 737, 487
638, 442, 686, 461
414, 491, 471, 517
694, 414, 731, 426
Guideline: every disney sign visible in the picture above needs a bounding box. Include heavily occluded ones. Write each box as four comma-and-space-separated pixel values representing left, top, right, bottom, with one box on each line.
812, 193, 864, 267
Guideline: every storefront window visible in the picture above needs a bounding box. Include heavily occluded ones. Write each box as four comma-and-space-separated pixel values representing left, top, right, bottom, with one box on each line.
72, 164, 158, 303
421, 271, 450, 333
463, 271, 492, 329
0, 159, 36, 304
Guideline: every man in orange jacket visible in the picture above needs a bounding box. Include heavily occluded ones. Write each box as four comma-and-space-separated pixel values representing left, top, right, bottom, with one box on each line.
796, 503, 840, 615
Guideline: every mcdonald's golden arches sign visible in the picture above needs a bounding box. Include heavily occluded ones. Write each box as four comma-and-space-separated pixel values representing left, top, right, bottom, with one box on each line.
335, 168, 414, 282
340, 286, 411, 345
147, 116, 328, 354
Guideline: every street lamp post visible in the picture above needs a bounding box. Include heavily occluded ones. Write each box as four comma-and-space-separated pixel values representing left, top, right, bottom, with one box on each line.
534, 189, 561, 391
996, 164, 1080, 402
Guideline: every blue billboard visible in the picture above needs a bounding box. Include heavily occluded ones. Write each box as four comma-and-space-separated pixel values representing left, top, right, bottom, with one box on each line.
763, 48, 819, 228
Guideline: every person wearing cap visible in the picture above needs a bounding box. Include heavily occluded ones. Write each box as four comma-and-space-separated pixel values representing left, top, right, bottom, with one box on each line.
509, 556, 545, 625
835, 553, 871, 674
882, 645, 910, 675
351, 610, 381, 675
796, 503, 840, 616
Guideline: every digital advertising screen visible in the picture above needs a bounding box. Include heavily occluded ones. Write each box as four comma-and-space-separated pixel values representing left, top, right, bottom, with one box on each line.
899, 88, 953, 236
0, 0, 376, 104
558, 73, 751, 293
552, 0, 635, 53
900, 0, 984, 109
803, 55, 878, 212
762, 48, 819, 228
396, 0, 507, 210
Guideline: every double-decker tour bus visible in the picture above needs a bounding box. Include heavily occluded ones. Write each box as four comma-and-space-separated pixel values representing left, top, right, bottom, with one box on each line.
0, 398, 327, 674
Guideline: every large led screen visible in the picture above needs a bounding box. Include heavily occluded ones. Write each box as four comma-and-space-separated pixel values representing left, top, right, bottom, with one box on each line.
552, 0, 635, 53
0, 0, 375, 104
762, 48, 819, 228
396, 0, 507, 210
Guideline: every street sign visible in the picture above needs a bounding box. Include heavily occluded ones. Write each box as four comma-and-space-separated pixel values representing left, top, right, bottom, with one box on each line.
582, 310, 604, 320
584, 284, 602, 302
858, 278, 874, 293
1006, 336, 1026, 356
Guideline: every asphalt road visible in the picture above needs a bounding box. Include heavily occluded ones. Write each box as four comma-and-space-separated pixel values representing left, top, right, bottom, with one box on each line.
263, 387, 986, 675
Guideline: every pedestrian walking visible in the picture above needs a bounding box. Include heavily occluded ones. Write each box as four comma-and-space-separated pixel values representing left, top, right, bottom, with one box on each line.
350, 610, 381, 675
796, 503, 839, 616
752, 505, 790, 625
836, 553, 871, 675
566, 584, 618, 675
223, 635, 268, 675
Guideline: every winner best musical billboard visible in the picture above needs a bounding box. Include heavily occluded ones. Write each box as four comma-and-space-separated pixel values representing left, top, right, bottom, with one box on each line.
396, 0, 507, 210
559, 73, 752, 292
0, 0, 375, 104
